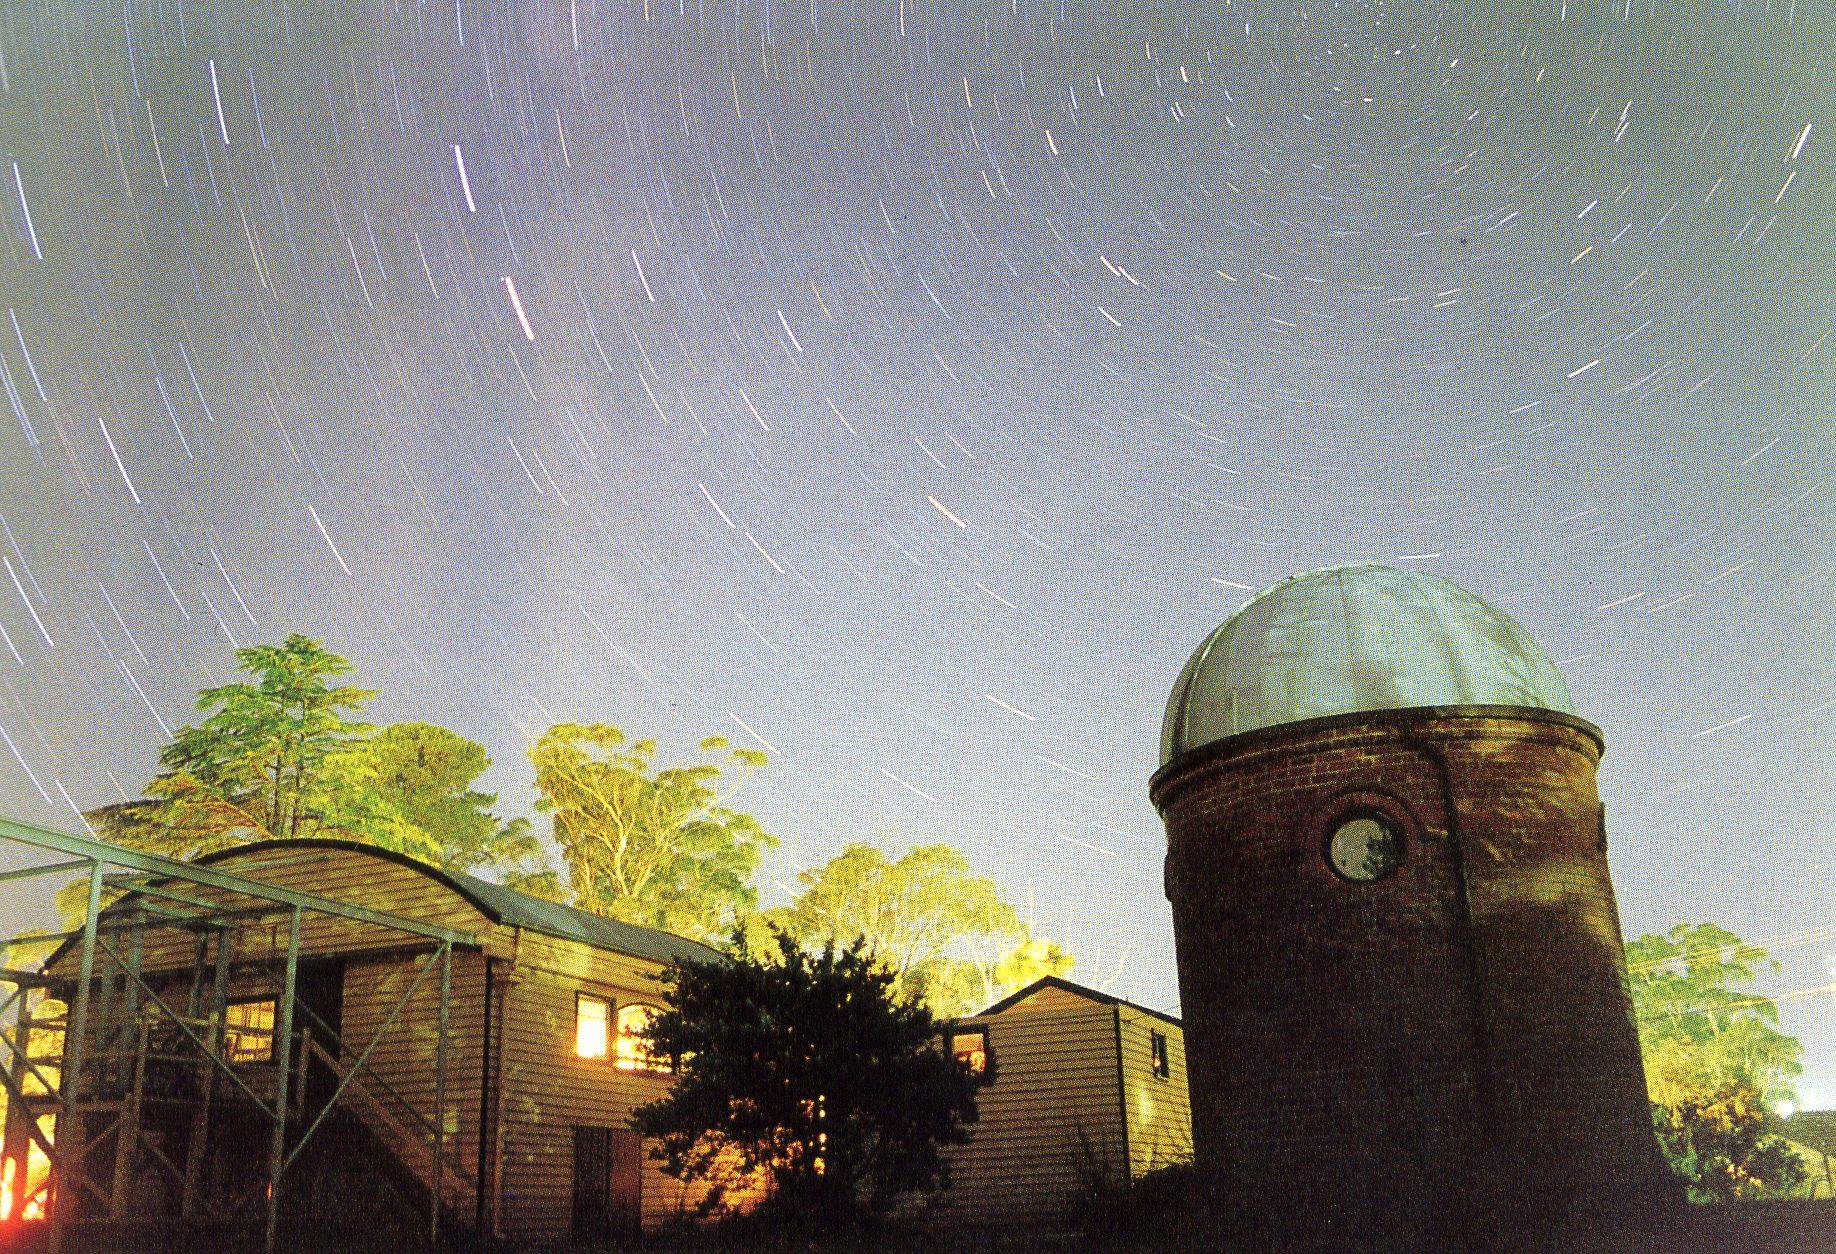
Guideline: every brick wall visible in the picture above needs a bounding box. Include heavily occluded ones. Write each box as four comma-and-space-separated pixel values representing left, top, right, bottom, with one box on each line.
1151, 705, 1673, 1240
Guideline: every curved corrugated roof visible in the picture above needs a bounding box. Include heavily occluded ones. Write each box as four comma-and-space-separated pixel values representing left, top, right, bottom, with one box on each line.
200, 839, 723, 967
1161, 563, 1577, 764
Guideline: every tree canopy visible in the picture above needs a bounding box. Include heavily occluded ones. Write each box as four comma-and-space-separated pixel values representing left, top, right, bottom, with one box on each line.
360, 721, 559, 894
633, 928, 980, 1222
1627, 922, 1803, 1109
88, 636, 552, 890
1628, 922, 1807, 1201
88, 634, 398, 858
763, 841, 1074, 1018
529, 724, 775, 941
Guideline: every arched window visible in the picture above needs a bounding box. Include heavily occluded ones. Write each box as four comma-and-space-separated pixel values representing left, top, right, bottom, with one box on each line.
615, 1003, 668, 1073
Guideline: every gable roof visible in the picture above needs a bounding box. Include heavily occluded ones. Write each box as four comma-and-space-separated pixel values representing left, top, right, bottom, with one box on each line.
198, 839, 722, 968
975, 974, 1183, 1030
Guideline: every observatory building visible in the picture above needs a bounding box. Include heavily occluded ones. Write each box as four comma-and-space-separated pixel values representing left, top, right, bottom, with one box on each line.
1149, 564, 1672, 1242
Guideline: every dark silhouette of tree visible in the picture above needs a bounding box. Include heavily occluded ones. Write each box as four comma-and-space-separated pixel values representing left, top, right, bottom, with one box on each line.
633, 928, 980, 1223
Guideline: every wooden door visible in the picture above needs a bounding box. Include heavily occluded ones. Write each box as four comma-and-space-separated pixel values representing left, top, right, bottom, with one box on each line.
573, 1126, 641, 1240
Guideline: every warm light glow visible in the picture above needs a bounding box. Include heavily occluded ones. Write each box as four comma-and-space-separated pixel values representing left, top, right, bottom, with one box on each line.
576, 994, 610, 1059
951, 1029, 988, 1075
224, 1000, 276, 1064
615, 1003, 667, 1072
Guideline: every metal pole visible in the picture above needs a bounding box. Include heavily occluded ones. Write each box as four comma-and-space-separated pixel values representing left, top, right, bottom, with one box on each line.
431, 941, 450, 1249
263, 908, 301, 1254
48, 858, 103, 1254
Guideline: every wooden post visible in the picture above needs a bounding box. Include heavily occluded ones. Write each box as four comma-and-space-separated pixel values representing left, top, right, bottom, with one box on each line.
263, 909, 301, 1254
1, 993, 35, 1220
108, 1017, 149, 1218
431, 941, 450, 1248
182, 927, 233, 1219
49, 859, 103, 1254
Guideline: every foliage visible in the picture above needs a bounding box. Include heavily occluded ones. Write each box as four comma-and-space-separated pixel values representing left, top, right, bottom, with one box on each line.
85, 637, 548, 897
1627, 923, 1803, 1108
633, 928, 980, 1222
1628, 922, 1806, 1201
529, 724, 774, 941
1070, 1160, 1200, 1245
359, 722, 558, 893
763, 842, 1073, 1018
1649, 1077, 1807, 1203
87, 634, 397, 857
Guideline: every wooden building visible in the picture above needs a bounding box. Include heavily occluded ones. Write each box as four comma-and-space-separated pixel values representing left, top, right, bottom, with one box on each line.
11, 836, 757, 1249
926, 976, 1191, 1228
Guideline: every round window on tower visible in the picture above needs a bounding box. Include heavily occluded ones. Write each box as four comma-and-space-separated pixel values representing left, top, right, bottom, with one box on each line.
1326, 814, 1402, 883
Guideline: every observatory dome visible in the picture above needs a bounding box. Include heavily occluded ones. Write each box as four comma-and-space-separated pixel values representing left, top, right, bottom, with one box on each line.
1160, 564, 1577, 765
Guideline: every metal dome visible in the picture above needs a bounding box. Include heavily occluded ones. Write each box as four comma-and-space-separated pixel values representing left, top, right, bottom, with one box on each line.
1160, 564, 1578, 764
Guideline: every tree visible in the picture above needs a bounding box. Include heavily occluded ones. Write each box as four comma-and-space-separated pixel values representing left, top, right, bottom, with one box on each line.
528, 724, 774, 941
1627, 923, 1803, 1107
87, 638, 547, 893
87, 634, 413, 859
1628, 922, 1807, 1200
1648, 1075, 1806, 1203
765, 842, 1074, 1018
359, 722, 558, 894
633, 929, 980, 1223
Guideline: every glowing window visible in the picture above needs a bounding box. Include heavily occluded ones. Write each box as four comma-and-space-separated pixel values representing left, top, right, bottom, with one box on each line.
1150, 1030, 1170, 1080
224, 1000, 275, 1064
576, 994, 610, 1059
616, 1004, 668, 1072
1327, 815, 1402, 883
951, 1029, 989, 1076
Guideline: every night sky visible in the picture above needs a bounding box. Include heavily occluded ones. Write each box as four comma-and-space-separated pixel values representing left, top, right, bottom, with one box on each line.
0, 1, 1831, 1092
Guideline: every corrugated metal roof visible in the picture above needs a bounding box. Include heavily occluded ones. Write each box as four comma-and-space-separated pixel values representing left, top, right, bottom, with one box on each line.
202, 839, 723, 968
446, 865, 722, 966
1161, 563, 1577, 764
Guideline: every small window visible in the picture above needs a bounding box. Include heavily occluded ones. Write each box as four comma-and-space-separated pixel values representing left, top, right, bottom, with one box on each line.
1327, 814, 1403, 882
224, 999, 276, 1064
616, 1004, 668, 1073
576, 994, 611, 1059
1150, 1030, 1170, 1081
951, 1028, 990, 1077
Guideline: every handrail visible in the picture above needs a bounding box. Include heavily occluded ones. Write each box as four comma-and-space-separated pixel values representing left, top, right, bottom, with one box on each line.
300, 1034, 476, 1194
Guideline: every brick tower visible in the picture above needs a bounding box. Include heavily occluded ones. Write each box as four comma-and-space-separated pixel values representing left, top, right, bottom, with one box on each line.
1150, 565, 1673, 1243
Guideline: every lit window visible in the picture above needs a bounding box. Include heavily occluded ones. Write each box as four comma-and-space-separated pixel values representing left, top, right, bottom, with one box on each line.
1150, 1030, 1170, 1080
576, 994, 610, 1059
951, 1029, 989, 1076
616, 1004, 668, 1072
224, 1000, 275, 1064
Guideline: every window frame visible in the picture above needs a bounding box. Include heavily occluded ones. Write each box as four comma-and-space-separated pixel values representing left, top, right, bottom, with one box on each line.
575, 992, 612, 1061
1150, 1029, 1171, 1081
614, 1002, 670, 1074
949, 1026, 993, 1081
223, 998, 277, 1065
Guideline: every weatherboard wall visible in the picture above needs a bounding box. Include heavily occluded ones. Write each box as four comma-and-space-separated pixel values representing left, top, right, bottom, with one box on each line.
1118, 1006, 1191, 1177
47, 842, 755, 1240
926, 996, 1129, 1227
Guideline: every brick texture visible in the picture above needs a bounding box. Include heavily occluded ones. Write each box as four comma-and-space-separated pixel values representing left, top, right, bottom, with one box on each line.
1150, 705, 1674, 1240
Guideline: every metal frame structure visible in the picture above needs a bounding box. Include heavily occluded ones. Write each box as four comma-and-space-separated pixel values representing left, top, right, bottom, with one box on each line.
0, 817, 478, 1252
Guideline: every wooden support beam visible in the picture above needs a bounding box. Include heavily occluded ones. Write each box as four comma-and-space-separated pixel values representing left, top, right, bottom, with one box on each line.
432, 942, 451, 1248
49, 859, 103, 1254
262, 908, 300, 1254
0, 858, 91, 885
0, 818, 475, 947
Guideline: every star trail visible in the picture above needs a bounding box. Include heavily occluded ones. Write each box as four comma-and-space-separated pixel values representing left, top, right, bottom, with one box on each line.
0, 0, 1831, 1081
